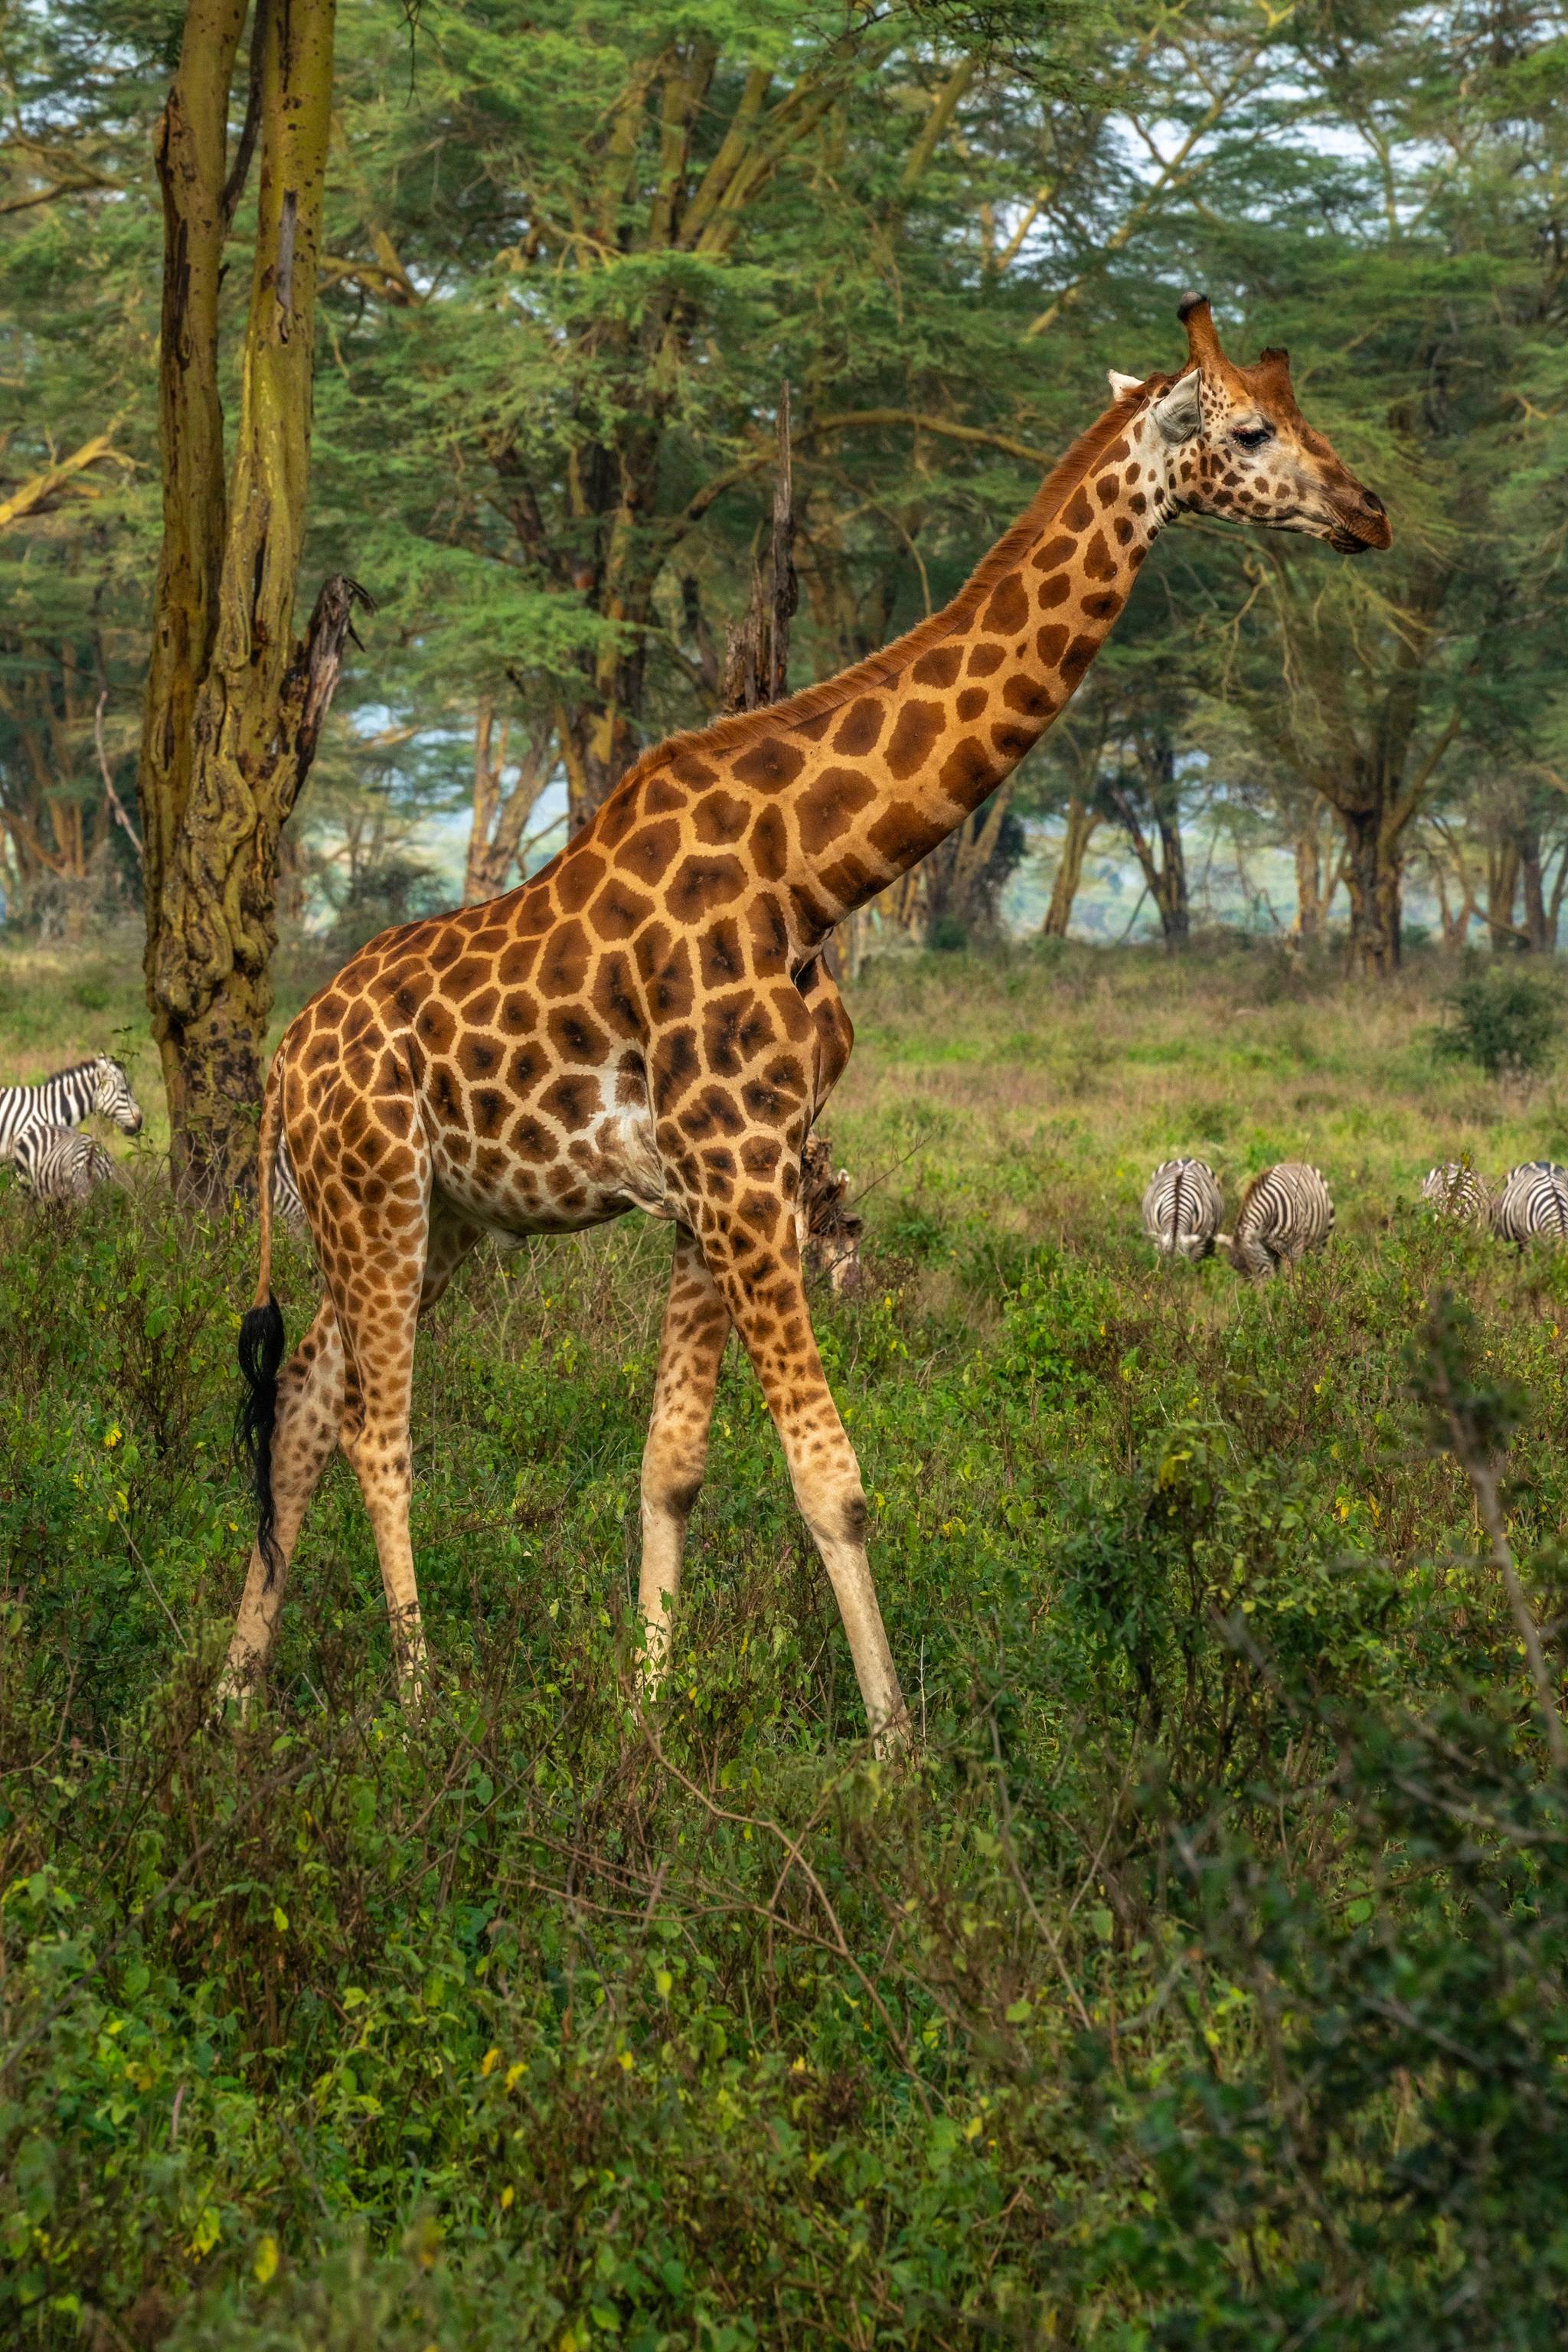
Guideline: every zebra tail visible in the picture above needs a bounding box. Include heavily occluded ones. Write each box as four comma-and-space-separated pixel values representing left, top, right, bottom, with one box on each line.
237, 1063, 287, 1586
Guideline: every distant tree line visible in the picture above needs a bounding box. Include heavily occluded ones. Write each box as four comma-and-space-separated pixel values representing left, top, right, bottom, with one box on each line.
2, 0, 1565, 1178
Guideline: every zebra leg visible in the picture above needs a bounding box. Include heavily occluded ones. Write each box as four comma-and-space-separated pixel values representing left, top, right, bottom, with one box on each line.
215, 1300, 346, 1710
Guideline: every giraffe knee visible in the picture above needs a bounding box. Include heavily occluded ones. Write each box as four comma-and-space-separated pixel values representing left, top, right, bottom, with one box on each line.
796, 1476, 869, 1552
644, 1466, 704, 1521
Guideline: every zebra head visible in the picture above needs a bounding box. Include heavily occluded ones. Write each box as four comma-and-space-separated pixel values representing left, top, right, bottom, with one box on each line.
92, 1057, 144, 1135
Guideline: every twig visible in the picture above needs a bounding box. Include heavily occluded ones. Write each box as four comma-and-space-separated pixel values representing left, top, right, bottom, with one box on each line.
93, 688, 143, 862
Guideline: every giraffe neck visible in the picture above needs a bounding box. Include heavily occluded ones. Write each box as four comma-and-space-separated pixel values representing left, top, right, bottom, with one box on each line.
785, 400, 1176, 931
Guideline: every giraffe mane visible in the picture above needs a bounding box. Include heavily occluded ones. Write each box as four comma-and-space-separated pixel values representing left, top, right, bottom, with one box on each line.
626, 377, 1175, 783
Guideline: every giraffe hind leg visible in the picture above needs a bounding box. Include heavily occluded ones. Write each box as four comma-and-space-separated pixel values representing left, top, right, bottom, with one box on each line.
332, 1196, 483, 1704
638, 1222, 731, 1695
217, 1299, 346, 1710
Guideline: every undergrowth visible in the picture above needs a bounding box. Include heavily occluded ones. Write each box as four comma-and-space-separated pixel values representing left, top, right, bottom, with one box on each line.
2, 941, 1567, 2345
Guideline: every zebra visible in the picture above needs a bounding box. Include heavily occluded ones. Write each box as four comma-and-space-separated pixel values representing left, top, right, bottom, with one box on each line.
11, 1122, 118, 1203
1493, 1161, 1568, 1247
1421, 1161, 1492, 1224
0, 1054, 143, 1161
1218, 1162, 1334, 1280
273, 1132, 306, 1228
1141, 1158, 1224, 1263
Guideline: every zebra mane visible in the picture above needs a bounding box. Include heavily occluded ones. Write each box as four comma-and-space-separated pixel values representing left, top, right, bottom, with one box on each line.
28, 1054, 113, 1085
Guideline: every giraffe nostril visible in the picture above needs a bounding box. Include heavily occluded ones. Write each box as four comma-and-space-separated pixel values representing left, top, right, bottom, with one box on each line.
1361, 487, 1386, 516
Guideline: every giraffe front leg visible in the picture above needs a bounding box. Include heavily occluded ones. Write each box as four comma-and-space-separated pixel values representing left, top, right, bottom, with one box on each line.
638, 1222, 731, 1697
694, 1183, 910, 1757
216, 1300, 346, 1712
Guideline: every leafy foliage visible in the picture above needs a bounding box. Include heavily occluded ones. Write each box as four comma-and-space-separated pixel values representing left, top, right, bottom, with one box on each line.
5, 942, 1568, 2344
1433, 961, 1560, 1080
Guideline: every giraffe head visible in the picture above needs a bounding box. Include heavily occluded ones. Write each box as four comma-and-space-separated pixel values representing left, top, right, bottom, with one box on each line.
1109, 294, 1391, 556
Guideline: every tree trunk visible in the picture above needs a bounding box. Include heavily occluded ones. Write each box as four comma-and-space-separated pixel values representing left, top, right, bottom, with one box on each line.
1043, 796, 1098, 937
1340, 805, 1403, 975
1545, 843, 1568, 954
1152, 804, 1188, 942
1518, 827, 1550, 952
720, 384, 797, 717
1292, 808, 1329, 941
923, 785, 1015, 938
1107, 773, 1187, 947
462, 704, 554, 905
1487, 838, 1521, 949
138, 0, 352, 1200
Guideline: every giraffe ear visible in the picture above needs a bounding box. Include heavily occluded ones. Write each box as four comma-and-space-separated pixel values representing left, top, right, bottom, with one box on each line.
1151, 371, 1201, 444
1107, 370, 1142, 400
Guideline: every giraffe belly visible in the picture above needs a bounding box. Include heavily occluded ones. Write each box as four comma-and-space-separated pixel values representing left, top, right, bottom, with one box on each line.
425, 1085, 671, 1238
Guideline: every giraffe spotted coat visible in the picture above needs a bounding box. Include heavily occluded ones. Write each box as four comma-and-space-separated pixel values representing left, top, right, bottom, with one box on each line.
222, 297, 1390, 1746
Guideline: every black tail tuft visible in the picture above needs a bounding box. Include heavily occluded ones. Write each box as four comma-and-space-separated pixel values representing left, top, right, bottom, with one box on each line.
237, 1295, 287, 1587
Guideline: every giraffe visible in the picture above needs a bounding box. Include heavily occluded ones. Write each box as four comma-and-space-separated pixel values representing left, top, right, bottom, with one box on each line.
220, 295, 1390, 1747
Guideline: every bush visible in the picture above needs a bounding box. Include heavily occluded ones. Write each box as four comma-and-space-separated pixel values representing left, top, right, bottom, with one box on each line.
1433, 959, 1560, 1079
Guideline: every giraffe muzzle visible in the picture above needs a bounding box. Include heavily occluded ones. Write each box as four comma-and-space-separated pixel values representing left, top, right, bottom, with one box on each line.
1329, 484, 1392, 555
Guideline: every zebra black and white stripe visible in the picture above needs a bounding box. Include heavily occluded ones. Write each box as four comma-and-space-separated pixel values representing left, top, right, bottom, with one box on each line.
1421, 1161, 1492, 1224
1219, 1162, 1334, 1280
12, 1122, 117, 1203
1493, 1161, 1568, 1246
0, 1055, 142, 1161
1142, 1158, 1224, 1262
273, 1133, 307, 1228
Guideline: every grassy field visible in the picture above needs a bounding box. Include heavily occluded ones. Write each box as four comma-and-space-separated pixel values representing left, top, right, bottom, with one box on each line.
3, 929, 1568, 2347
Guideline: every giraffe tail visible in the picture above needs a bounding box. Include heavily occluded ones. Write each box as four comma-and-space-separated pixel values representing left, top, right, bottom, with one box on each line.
237, 1057, 287, 1586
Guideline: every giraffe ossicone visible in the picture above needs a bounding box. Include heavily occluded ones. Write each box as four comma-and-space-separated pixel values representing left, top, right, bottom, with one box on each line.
221, 297, 1390, 1750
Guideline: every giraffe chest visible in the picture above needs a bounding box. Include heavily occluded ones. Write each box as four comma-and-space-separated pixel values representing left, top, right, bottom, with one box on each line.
425, 1058, 670, 1236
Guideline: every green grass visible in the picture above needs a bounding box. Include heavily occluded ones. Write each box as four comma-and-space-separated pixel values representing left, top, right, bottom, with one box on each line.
3, 932, 1568, 2347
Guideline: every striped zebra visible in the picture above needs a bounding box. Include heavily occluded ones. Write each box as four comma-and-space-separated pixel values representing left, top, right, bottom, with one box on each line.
0, 1054, 143, 1161
273, 1132, 306, 1228
1141, 1158, 1223, 1263
1218, 1161, 1334, 1280
12, 1122, 118, 1203
1421, 1161, 1492, 1224
1493, 1161, 1568, 1247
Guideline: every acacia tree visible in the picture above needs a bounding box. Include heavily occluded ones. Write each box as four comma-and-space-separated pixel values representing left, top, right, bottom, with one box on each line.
312, 0, 1300, 841
136, 0, 358, 1195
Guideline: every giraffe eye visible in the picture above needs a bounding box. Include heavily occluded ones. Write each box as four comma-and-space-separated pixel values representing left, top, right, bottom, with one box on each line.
1233, 423, 1272, 450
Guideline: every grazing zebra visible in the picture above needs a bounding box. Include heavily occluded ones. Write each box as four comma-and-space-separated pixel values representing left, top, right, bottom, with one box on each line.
1421, 1161, 1492, 1224
273, 1133, 306, 1228
1142, 1158, 1224, 1263
12, 1122, 118, 1203
1218, 1161, 1334, 1280
1493, 1161, 1568, 1247
798, 1135, 864, 1293
0, 1055, 142, 1161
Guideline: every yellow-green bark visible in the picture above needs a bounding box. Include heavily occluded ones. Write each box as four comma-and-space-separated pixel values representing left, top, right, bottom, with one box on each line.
138, 0, 342, 1198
